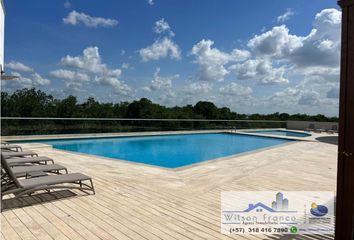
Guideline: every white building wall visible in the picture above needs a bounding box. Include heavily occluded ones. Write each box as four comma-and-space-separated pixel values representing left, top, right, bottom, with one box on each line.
287, 121, 338, 131
0, 0, 4, 72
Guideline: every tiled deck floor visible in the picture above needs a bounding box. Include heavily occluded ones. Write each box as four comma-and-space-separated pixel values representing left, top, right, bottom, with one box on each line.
1, 134, 337, 240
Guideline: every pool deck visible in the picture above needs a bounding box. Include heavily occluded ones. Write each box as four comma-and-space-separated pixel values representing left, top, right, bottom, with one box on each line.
1, 130, 338, 240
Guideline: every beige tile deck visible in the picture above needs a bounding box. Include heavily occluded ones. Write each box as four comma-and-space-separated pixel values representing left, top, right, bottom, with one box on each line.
1, 132, 338, 240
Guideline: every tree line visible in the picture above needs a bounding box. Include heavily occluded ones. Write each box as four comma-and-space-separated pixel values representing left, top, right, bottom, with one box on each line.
1, 88, 338, 135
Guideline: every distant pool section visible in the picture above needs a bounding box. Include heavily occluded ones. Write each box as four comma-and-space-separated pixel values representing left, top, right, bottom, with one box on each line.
245, 130, 311, 138
19, 133, 292, 168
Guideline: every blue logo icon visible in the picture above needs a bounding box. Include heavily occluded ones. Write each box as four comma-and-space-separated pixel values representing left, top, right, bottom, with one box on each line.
310, 203, 328, 217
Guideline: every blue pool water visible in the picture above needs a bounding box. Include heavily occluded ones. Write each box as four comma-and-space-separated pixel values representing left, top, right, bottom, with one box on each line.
24, 133, 291, 168
246, 130, 311, 138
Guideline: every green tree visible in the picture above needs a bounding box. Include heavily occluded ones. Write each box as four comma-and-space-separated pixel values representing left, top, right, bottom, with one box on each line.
193, 101, 218, 119
8, 88, 55, 117
56, 95, 80, 117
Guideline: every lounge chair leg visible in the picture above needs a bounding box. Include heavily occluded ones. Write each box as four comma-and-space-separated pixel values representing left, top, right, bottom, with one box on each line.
90, 179, 95, 195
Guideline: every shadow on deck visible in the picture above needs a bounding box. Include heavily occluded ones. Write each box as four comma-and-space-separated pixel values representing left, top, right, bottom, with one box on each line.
1, 190, 78, 212
316, 136, 338, 145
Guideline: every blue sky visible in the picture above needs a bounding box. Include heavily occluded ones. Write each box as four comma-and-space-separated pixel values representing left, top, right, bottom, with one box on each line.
2, 0, 341, 116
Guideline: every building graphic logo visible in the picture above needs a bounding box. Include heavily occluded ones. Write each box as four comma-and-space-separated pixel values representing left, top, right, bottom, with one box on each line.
243, 192, 291, 213
310, 202, 328, 217
272, 192, 289, 211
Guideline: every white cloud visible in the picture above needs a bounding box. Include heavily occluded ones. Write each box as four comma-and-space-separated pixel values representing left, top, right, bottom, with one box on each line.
257, 86, 338, 115
231, 8, 340, 90
121, 63, 130, 69
95, 75, 132, 96
247, 25, 303, 57
219, 83, 253, 96
191, 40, 230, 81
313, 8, 341, 39
154, 18, 175, 37
63, 10, 118, 28
139, 18, 181, 62
269, 87, 304, 107
142, 68, 179, 104
147, 0, 154, 5
95, 68, 133, 96
5, 71, 50, 88
182, 81, 213, 95
230, 59, 289, 85
64, 1, 71, 9
60, 46, 107, 73
2, 61, 50, 91
50, 69, 89, 91
277, 8, 295, 23
5, 61, 33, 72
31, 73, 50, 86
326, 86, 339, 99
190, 39, 250, 82
298, 90, 321, 106
4, 72, 33, 89
231, 49, 251, 61
144, 67, 179, 92
300, 67, 340, 83
247, 9, 341, 68
139, 37, 181, 62
266, 75, 338, 114
58, 46, 133, 96
174, 81, 215, 106
50, 69, 90, 81
290, 9, 341, 68
60, 46, 113, 76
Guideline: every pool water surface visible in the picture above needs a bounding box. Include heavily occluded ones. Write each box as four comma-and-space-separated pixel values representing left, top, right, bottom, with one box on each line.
245, 130, 311, 138
22, 133, 292, 168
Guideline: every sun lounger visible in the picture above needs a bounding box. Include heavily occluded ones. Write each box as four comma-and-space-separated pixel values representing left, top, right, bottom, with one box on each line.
1, 151, 38, 159
6, 156, 54, 167
305, 123, 315, 132
327, 125, 338, 134
11, 164, 68, 177
314, 128, 325, 133
1, 155, 95, 202
0, 144, 22, 152
1, 162, 67, 191
1, 156, 55, 186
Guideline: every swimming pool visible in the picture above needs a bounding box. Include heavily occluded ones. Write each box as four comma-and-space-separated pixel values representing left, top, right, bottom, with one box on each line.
245, 130, 311, 138
23, 133, 292, 168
